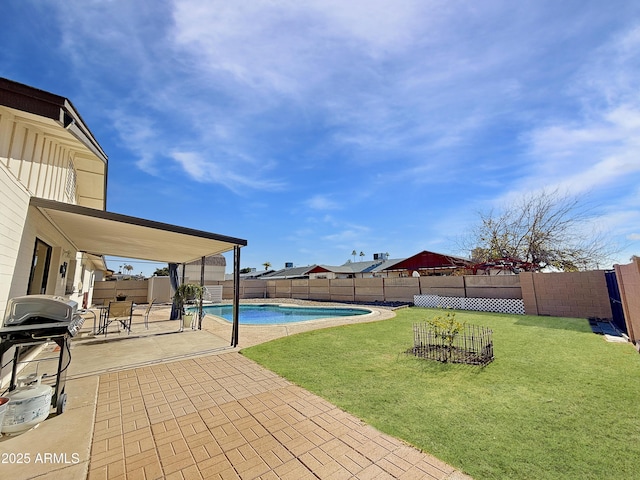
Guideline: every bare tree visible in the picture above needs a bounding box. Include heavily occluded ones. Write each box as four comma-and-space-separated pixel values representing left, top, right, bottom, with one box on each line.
464, 189, 613, 271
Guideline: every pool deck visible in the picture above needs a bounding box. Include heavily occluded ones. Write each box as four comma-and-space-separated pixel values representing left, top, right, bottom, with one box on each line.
0, 300, 472, 480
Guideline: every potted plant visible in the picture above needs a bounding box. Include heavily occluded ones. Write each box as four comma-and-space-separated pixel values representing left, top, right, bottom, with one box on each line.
116, 292, 127, 301
173, 283, 204, 328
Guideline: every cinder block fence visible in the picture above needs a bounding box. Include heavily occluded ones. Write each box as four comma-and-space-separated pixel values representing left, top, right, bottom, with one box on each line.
213, 271, 614, 320
94, 268, 640, 332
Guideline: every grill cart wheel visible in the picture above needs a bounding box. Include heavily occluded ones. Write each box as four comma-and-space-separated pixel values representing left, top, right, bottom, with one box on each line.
56, 392, 67, 415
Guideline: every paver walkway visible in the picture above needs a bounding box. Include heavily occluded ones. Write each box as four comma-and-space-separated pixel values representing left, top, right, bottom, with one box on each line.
87, 352, 466, 479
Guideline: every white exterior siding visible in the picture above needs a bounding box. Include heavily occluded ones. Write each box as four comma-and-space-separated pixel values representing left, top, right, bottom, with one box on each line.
0, 108, 78, 205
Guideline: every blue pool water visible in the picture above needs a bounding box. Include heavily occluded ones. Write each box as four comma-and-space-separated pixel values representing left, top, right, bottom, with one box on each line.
198, 304, 370, 325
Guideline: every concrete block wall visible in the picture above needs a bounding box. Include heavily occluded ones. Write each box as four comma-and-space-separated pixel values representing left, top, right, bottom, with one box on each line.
274, 280, 292, 298
615, 259, 640, 344
178, 272, 614, 324
291, 279, 309, 299
93, 279, 149, 305
519, 271, 612, 319
309, 279, 331, 301
330, 278, 355, 302
355, 278, 384, 303
464, 275, 522, 299
240, 279, 268, 299
384, 277, 420, 302
419, 276, 465, 297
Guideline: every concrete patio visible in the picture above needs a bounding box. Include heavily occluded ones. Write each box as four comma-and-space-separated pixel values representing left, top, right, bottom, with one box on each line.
0, 302, 472, 479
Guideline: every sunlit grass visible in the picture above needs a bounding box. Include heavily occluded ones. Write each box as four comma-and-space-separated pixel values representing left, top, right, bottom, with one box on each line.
242, 307, 640, 479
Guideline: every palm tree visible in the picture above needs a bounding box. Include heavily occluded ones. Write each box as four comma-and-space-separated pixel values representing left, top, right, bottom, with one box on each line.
359, 251, 365, 262
124, 264, 134, 275
262, 261, 271, 271
351, 250, 357, 262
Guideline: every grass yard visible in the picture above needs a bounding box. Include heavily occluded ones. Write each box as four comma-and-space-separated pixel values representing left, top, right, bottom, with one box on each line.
241, 307, 640, 480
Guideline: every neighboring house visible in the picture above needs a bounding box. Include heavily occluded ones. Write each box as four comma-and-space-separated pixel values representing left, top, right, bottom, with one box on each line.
0, 78, 247, 322
262, 265, 316, 280
304, 251, 472, 280
307, 259, 405, 279
224, 268, 275, 281
380, 250, 471, 276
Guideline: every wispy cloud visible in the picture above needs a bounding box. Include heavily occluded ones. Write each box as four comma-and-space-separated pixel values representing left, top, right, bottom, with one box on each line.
305, 195, 341, 211
171, 151, 284, 193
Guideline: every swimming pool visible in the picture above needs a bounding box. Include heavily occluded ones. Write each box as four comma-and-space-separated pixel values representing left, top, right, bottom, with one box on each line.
198, 304, 370, 325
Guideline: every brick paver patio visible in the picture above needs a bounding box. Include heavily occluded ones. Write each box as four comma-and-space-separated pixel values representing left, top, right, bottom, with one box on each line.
87, 352, 463, 479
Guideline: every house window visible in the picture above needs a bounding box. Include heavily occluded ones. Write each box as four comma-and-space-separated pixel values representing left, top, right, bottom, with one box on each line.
65, 160, 77, 202
28, 239, 52, 295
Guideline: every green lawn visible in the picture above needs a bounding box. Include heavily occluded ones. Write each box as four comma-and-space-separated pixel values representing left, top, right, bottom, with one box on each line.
241, 307, 640, 480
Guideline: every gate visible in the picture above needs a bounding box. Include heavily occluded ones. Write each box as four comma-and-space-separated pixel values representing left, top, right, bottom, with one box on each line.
605, 270, 626, 333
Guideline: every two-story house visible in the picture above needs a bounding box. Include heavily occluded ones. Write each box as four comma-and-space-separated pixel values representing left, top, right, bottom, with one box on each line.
0, 77, 247, 321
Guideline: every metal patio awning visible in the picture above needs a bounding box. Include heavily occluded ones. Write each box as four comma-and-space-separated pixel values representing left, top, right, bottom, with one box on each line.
30, 197, 247, 264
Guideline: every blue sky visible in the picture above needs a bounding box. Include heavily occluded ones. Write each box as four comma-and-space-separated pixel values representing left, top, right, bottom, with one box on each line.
3, 1, 640, 275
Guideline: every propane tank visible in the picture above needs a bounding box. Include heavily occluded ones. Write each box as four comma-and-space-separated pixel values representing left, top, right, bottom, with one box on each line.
0, 397, 9, 431
1, 373, 53, 435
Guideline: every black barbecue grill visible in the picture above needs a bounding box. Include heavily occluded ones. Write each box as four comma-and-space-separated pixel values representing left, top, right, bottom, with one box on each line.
0, 295, 85, 415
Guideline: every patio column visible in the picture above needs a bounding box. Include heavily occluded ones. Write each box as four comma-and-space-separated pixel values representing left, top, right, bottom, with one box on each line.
199, 256, 205, 329
231, 245, 241, 347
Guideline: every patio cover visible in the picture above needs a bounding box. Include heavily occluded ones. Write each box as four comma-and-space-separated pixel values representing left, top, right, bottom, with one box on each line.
30, 197, 247, 263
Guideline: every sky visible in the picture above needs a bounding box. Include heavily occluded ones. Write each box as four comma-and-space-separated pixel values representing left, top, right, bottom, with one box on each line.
3, 0, 640, 276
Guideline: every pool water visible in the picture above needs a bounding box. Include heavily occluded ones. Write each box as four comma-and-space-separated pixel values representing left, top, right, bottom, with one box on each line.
199, 304, 370, 325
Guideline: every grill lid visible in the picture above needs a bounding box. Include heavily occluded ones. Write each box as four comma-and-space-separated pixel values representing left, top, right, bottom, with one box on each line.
2, 295, 78, 328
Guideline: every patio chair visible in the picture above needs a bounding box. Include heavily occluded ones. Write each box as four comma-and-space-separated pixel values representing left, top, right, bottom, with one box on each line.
133, 299, 155, 329
103, 301, 133, 336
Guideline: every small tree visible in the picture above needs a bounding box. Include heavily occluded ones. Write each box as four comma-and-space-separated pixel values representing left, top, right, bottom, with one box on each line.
262, 261, 271, 270
428, 311, 464, 362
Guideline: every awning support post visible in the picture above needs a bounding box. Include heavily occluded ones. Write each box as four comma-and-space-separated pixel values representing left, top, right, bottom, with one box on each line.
199, 256, 205, 330
231, 245, 241, 347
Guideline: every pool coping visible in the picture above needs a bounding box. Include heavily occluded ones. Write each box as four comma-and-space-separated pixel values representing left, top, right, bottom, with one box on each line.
200, 300, 397, 348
